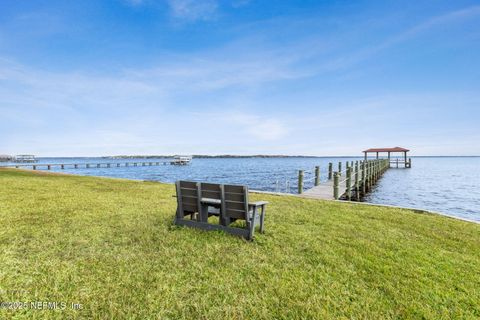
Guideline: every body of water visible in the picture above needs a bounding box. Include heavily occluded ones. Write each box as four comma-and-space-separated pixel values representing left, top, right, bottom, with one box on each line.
3, 156, 479, 222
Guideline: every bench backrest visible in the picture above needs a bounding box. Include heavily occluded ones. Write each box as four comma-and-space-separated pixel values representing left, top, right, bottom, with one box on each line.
176, 181, 250, 222
199, 182, 222, 201
176, 180, 200, 218
221, 184, 249, 221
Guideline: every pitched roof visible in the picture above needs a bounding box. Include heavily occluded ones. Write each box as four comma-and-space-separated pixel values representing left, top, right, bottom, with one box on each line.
363, 147, 410, 153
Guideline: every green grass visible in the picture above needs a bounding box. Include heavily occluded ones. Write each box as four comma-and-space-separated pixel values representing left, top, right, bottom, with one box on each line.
0, 168, 479, 319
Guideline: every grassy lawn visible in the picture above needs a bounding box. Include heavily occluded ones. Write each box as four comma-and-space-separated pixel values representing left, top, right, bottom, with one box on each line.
0, 168, 479, 319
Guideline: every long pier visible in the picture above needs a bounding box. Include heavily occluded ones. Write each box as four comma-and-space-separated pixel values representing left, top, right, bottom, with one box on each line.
299, 159, 397, 200
1, 160, 186, 170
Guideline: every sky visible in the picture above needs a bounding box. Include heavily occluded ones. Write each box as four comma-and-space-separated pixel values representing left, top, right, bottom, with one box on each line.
0, 0, 479, 156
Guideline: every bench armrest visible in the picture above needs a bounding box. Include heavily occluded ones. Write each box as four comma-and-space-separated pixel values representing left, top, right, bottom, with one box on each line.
249, 201, 268, 207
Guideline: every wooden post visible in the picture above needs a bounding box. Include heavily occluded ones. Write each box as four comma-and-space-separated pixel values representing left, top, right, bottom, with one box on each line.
33, 165, 37, 170
361, 161, 366, 195
368, 161, 372, 189
404, 151, 407, 168
74, 164, 78, 169
47, 165, 51, 170
409, 158, 412, 168
338, 162, 342, 176
333, 172, 340, 200
346, 167, 352, 200
314, 166, 320, 186
61, 164, 64, 169
355, 162, 359, 200
328, 162, 333, 180
298, 170, 304, 194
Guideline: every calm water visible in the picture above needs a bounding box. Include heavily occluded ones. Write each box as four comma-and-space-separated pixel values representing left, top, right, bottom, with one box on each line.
3, 157, 479, 222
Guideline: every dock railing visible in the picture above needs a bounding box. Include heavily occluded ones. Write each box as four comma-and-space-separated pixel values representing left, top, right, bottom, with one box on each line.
297, 159, 391, 200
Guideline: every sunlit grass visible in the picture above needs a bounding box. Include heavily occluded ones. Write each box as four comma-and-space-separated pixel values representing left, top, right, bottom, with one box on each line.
0, 168, 479, 319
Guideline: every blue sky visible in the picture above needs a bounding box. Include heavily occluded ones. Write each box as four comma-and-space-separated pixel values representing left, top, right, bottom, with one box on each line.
1, 0, 479, 156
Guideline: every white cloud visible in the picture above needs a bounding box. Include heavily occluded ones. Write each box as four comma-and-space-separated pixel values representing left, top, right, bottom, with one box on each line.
166, 0, 218, 21
229, 113, 289, 141
2, 5, 480, 156
328, 5, 480, 70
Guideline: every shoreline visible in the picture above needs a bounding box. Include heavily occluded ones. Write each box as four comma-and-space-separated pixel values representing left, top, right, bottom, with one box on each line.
250, 189, 480, 225
2, 155, 480, 162
4, 167, 477, 225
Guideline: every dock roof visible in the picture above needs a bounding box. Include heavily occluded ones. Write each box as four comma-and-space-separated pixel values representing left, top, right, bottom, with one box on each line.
363, 147, 410, 153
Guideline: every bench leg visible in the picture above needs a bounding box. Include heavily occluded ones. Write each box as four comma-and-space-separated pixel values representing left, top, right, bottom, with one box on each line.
259, 205, 266, 234
248, 207, 258, 240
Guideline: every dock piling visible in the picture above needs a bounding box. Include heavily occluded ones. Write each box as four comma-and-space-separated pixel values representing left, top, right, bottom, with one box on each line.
361, 161, 366, 195
298, 170, 304, 194
346, 167, 352, 200
314, 166, 320, 186
333, 172, 340, 200
355, 162, 360, 200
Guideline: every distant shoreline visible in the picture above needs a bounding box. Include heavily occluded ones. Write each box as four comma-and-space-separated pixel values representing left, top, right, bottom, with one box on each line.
26, 155, 480, 159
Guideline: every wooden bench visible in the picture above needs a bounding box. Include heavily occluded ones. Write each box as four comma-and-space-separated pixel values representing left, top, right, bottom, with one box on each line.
174, 181, 268, 240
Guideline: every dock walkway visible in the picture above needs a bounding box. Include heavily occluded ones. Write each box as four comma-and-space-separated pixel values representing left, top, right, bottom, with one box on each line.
302, 177, 341, 200
298, 159, 391, 201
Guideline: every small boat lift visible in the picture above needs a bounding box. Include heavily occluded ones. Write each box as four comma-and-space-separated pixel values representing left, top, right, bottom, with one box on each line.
171, 155, 192, 165
14, 155, 38, 163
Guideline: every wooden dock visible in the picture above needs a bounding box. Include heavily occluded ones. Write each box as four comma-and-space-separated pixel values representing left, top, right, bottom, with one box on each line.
0, 160, 189, 171
303, 177, 340, 200
298, 159, 393, 201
